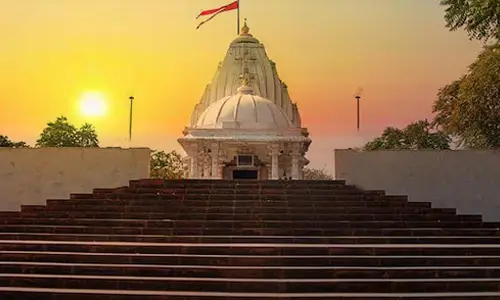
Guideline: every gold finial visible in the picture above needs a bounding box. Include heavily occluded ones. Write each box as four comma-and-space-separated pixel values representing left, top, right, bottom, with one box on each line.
240, 18, 251, 36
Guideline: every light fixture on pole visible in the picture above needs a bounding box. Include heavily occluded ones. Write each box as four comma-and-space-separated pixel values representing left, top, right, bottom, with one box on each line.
354, 87, 364, 131
128, 96, 134, 142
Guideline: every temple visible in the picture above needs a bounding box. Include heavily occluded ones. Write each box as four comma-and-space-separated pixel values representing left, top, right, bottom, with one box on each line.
178, 21, 311, 180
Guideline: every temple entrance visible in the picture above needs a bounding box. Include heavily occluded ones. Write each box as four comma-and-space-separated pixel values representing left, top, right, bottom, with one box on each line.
233, 169, 258, 180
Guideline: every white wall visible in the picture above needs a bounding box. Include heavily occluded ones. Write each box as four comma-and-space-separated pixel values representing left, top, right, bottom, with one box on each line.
334, 149, 500, 221
0, 147, 151, 211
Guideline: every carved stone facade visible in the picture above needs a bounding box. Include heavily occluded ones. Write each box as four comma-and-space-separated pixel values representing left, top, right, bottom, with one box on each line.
180, 140, 309, 180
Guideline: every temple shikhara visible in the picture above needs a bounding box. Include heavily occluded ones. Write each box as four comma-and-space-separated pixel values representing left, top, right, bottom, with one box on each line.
178, 22, 311, 180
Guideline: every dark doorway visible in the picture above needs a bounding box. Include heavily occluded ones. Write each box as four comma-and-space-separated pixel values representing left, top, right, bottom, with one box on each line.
233, 169, 258, 180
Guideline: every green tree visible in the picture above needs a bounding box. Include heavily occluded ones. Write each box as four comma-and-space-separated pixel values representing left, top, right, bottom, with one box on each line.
432, 44, 500, 148
150, 150, 185, 179
0, 135, 29, 148
441, 0, 500, 42
302, 167, 334, 180
36, 116, 99, 147
364, 120, 451, 151
76, 123, 99, 147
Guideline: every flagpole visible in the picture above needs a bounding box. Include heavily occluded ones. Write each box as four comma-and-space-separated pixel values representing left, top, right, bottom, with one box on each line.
237, 0, 240, 35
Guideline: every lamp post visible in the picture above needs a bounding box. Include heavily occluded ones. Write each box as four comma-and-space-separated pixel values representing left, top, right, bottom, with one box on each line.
128, 96, 134, 142
354, 87, 363, 131
355, 95, 361, 131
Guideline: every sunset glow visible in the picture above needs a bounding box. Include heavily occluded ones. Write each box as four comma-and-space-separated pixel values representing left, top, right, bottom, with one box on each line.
79, 92, 107, 117
0, 0, 483, 169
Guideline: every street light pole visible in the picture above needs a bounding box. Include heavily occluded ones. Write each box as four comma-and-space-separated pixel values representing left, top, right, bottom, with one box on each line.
355, 95, 361, 131
354, 86, 363, 131
128, 96, 134, 142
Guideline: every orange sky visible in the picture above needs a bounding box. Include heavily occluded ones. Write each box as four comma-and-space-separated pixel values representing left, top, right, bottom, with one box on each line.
0, 0, 483, 170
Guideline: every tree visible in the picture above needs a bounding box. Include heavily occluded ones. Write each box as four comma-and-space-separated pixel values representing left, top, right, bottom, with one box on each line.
150, 150, 185, 179
364, 120, 451, 151
432, 44, 500, 148
0, 135, 29, 148
36, 116, 99, 147
76, 123, 99, 147
302, 167, 334, 180
441, 0, 500, 42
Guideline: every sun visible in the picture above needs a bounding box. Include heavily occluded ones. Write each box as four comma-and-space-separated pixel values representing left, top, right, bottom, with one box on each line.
79, 91, 107, 117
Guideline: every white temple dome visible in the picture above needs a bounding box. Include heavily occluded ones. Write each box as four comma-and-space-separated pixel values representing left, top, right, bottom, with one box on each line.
195, 83, 292, 130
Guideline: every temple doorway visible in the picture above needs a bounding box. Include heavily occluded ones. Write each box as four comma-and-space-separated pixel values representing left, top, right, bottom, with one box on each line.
233, 169, 258, 180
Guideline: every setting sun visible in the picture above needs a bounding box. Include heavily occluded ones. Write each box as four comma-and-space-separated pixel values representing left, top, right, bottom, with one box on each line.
79, 91, 107, 117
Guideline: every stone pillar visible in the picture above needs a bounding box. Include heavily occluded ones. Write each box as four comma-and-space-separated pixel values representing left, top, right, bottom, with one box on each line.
291, 154, 300, 180
189, 156, 195, 178
203, 156, 210, 179
298, 161, 303, 180
184, 157, 190, 178
189, 143, 199, 179
197, 156, 204, 179
211, 142, 220, 179
291, 144, 301, 180
218, 150, 225, 179
270, 143, 280, 180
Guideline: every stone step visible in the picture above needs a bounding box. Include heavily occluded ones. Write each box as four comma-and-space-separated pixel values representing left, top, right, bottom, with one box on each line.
2, 212, 481, 222
70, 190, 371, 200
131, 178, 347, 184
79, 188, 385, 196
22, 204, 458, 215
3, 251, 500, 266
91, 189, 372, 200
92, 192, 392, 201
4, 261, 500, 279
120, 188, 364, 196
120, 186, 362, 194
55, 197, 410, 206
45, 200, 432, 210
34, 205, 442, 215
1, 225, 499, 236
2, 240, 500, 256
129, 178, 348, 188
1, 273, 500, 293
2, 287, 500, 300
0, 218, 494, 229
126, 188, 362, 194
3, 233, 500, 244
8, 260, 500, 278
47, 200, 424, 209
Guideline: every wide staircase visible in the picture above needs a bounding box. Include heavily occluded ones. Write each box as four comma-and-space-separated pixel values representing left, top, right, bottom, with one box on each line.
1, 179, 500, 299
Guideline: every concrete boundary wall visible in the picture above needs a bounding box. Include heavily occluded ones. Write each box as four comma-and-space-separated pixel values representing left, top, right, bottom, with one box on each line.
334, 149, 500, 221
0, 147, 151, 211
